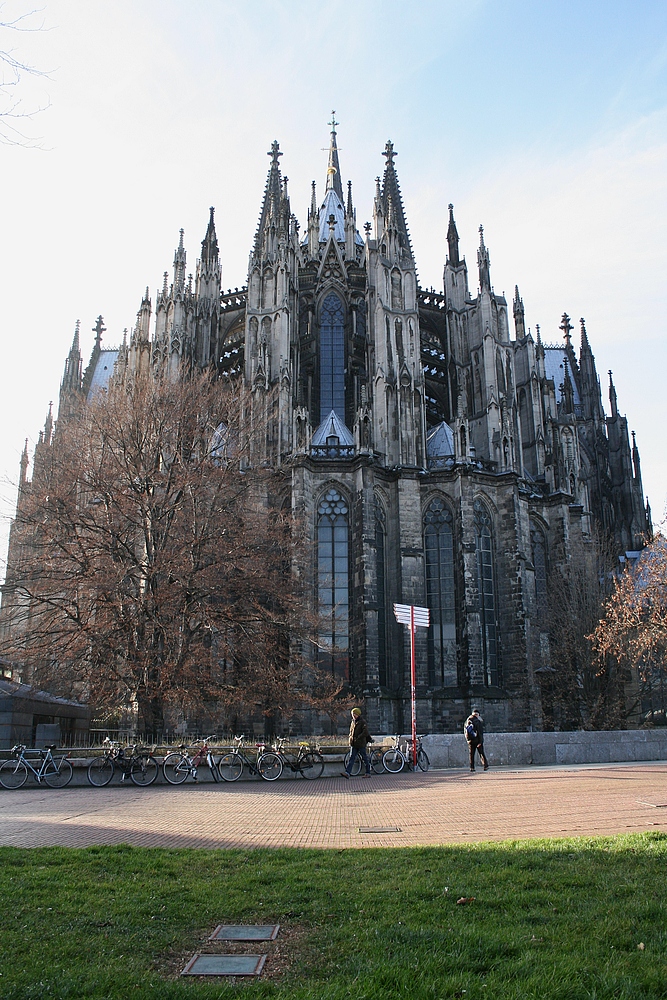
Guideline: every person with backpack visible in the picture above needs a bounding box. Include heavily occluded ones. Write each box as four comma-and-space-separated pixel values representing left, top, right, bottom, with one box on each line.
464, 708, 489, 771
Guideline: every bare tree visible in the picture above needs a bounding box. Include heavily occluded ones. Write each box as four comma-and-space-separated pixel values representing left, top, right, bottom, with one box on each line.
541, 529, 630, 730
1, 4, 50, 146
1, 371, 320, 734
589, 535, 667, 726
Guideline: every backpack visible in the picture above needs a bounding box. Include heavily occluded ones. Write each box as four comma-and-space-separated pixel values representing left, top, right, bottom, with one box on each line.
465, 721, 477, 740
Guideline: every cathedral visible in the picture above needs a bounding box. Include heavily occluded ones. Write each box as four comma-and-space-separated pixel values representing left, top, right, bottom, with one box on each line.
2, 123, 651, 734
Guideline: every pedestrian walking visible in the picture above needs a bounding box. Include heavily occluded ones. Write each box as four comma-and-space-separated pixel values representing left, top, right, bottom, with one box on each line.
464, 709, 489, 772
341, 707, 373, 778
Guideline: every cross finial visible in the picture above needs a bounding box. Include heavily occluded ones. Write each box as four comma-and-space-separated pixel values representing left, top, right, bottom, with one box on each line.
382, 140, 396, 166
268, 140, 282, 165
329, 110, 338, 131
560, 311, 573, 345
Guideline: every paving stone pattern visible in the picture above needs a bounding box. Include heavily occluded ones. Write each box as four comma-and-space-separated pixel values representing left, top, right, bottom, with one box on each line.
1, 764, 666, 849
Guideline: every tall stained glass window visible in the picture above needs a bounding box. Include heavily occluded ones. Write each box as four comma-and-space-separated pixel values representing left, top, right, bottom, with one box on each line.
474, 499, 499, 686
317, 488, 349, 680
319, 293, 345, 423
424, 497, 457, 687
375, 500, 388, 688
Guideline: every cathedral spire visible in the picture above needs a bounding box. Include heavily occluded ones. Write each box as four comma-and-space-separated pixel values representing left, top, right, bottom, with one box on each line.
325, 111, 344, 200
446, 203, 460, 267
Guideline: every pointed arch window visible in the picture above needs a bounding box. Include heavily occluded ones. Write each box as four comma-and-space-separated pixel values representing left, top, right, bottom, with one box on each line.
474, 499, 499, 686
319, 293, 345, 423
317, 488, 349, 680
375, 499, 388, 688
424, 497, 457, 687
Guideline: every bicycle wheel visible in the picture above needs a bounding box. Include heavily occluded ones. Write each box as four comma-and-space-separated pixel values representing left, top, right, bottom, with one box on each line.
87, 757, 114, 787
417, 748, 430, 772
130, 755, 158, 786
216, 751, 243, 781
370, 748, 385, 774
299, 751, 324, 779
207, 754, 220, 783
44, 758, 73, 788
0, 759, 28, 789
258, 751, 283, 781
344, 750, 362, 777
162, 752, 190, 785
382, 748, 405, 773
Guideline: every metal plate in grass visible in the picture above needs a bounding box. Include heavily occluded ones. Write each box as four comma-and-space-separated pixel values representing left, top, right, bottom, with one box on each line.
209, 924, 280, 941
181, 954, 267, 977
358, 826, 402, 833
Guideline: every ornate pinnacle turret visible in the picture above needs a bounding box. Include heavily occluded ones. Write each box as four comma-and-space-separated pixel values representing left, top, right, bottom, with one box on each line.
173, 229, 187, 291
346, 179, 353, 215
44, 401, 53, 446
477, 225, 490, 290
379, 141, 413, 262
201, 206, 219, 266
513, 285, 525, 338
253, 140, 285, 257
446, 203, 460, 267
19, 438, 29, 488
608, 370, 618, 417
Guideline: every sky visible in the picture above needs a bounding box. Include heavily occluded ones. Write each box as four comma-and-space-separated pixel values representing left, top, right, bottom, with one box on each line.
1, 0, 666, 570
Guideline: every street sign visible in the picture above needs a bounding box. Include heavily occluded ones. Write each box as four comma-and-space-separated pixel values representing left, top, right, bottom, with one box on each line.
393, 604, 430, 768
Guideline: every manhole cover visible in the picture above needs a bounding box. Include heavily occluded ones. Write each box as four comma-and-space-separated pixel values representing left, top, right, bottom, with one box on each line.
209, 924, 280, 941
358, 826, 402, 833
181, 954, 266, 977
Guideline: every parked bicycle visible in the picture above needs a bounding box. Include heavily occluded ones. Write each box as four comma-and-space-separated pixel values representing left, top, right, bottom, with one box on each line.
0, 744, 73, 789
216, 736, 283, 782
272, 738, 325, 779
343, 745, 385, 776
162, 737, 220, 784
87, 740, 158, 787
382, 734, 430, 773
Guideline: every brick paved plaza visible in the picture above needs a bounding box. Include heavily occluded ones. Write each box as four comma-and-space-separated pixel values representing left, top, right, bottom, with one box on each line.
1, 763, 666, 849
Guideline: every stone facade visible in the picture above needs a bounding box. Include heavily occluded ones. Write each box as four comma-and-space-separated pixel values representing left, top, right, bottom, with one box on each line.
0, 125, 651, 735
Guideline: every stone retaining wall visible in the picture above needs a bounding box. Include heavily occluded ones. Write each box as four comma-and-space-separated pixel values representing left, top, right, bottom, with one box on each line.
420, 729, 667, 769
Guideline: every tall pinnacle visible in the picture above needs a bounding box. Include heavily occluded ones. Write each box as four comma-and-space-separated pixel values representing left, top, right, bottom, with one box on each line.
447, 203, 460, 267
325, 111, 344, 200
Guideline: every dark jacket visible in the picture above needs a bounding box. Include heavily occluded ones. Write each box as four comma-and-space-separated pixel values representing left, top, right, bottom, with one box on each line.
349, 716, 373, 749
464, 713, 484, 744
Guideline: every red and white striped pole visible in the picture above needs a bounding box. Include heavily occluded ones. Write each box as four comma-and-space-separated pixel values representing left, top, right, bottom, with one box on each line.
393, 603, 430, 770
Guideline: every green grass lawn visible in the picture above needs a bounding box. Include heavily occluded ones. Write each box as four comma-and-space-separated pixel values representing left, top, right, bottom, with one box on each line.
1, 834, 666, 999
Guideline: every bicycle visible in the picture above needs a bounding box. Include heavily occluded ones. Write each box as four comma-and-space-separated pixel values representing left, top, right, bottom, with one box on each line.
382, 734, 430, 773
343, 745, 385, 776
216, 736, 283, 782
87, 740, 158, 787
0, 744, 73, 789
272, 738, 325, 779
162, 737, 220, 784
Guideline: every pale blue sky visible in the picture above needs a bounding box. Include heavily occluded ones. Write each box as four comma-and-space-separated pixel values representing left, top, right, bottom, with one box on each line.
1, 0, 666, 563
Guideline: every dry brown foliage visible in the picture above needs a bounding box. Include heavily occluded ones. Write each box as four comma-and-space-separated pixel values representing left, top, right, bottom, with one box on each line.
589, 535, 667, 723
1, 370, 343, 732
